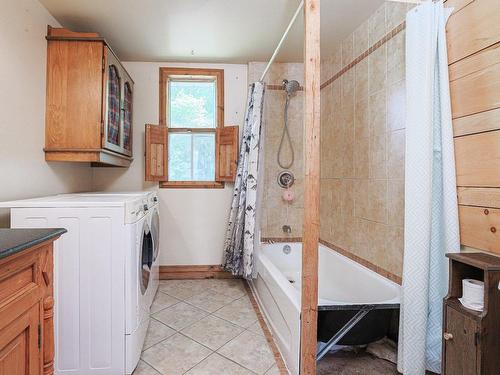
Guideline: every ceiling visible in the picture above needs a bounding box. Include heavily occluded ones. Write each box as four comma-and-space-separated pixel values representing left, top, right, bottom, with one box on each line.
39, 0, 385, 63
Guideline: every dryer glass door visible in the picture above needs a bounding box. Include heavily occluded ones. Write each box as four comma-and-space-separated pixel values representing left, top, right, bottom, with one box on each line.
140, 222, 153, 294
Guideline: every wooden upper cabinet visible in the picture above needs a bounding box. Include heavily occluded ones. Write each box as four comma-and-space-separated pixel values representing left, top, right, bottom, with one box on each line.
44, 26, 134, 167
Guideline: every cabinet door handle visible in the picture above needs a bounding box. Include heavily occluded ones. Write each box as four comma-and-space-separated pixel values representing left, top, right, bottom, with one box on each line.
443, 332, 453, 341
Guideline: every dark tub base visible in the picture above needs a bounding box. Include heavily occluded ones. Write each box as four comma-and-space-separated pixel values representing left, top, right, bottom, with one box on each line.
317, 304, 400, 346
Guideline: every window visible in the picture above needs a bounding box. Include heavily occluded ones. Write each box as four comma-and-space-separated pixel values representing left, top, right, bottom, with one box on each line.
160, 68, 223, 188
145, 67, 238, 187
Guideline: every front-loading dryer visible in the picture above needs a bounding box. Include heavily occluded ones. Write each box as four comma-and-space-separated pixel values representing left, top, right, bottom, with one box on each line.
125, 208, 152, 374
147, 193, 160, 308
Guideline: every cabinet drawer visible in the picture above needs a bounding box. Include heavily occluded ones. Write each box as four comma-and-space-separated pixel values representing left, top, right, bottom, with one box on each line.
459, 205, 500, 255
0, 250, 40, 308
444, 306, 479, 375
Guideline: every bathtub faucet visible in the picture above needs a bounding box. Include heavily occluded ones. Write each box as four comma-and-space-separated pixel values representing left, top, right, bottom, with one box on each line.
282, 225, 291, 234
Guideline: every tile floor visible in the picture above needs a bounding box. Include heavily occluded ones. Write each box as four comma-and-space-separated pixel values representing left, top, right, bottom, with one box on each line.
133, 279, 281, 375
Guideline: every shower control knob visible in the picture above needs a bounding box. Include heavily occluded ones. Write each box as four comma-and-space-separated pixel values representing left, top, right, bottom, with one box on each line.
443, 332, 453, 341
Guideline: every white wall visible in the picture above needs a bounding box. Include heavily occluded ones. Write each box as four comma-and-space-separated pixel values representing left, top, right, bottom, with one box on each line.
0, 0, 93, 226
92, 62, 248, 265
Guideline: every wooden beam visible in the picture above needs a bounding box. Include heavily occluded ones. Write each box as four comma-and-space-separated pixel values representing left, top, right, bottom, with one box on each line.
300, 0, 321, 374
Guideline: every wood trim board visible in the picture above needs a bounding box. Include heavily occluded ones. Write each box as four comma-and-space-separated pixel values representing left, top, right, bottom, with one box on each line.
300, 0, 321, 373
159, 265, 236, 280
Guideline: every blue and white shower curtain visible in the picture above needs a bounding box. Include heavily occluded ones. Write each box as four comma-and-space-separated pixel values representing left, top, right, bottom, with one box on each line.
398, 1, 460, 374
223, 82, 265, 279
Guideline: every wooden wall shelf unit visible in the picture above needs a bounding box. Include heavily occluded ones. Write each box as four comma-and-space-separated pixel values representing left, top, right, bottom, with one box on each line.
44, 26, 134, 167
443, 252, 500, 375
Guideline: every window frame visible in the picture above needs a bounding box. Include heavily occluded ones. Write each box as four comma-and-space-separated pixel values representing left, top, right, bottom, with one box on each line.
159, 67, 225, 189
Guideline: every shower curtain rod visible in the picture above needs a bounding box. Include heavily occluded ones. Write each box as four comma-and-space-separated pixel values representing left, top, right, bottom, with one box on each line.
259, 0, 304, 82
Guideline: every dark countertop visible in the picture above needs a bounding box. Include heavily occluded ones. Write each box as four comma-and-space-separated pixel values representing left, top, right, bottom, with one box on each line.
0, 228, 67, 261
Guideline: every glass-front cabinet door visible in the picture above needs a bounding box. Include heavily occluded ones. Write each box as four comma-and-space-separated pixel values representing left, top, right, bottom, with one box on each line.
104, 50, 123, 153
122, 80, 133, 156
103, 47, 133, 156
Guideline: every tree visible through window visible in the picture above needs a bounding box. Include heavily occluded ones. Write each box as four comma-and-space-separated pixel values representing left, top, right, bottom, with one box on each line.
167, 78, 217, 181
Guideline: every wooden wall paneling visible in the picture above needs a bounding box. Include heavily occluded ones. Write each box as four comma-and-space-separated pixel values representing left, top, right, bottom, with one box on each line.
45, 40, 103, 150
300, 0, 321, 374
454, 131, 500, 187
459, 205, 500, 255
449, 44, 500, 120
453, 107, 500, 137
458, 187, 500, 208
446, 0, 500, 65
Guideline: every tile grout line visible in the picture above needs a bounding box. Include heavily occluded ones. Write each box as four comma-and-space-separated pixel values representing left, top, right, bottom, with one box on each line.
146, 281, 266, 374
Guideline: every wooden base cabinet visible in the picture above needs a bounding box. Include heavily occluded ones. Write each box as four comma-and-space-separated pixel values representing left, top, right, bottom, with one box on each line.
0, 242, 57, 374
44, 27, 134, 167
443, 253, 500, 375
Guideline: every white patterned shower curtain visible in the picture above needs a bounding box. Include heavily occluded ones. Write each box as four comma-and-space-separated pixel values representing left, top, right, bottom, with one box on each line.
397, 1, 460, 374
223, 82, 265, 279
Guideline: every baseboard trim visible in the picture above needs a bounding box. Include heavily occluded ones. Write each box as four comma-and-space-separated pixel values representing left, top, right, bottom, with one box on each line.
159, 265, 237, 280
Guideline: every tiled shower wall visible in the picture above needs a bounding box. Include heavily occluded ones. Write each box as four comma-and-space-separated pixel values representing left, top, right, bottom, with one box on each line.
248, 62, 304, 239
320, 1, 412, 281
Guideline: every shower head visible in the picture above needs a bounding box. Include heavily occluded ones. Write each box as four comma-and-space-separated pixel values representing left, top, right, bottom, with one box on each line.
282, 79, 300, 96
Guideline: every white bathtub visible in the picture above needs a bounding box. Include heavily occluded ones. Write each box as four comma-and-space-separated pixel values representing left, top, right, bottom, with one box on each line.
249, 242, 401, 375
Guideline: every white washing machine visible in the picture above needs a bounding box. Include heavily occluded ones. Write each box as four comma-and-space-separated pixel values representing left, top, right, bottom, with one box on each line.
0, 192, 156, 374
77, 191, 160, 309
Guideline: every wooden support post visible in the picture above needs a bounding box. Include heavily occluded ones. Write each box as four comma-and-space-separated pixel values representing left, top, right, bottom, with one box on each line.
300, 0, 320, 374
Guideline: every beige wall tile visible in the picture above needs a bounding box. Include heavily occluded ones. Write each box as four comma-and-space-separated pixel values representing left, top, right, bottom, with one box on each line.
331, 50, 342, 76
369, 3, 387, 45
387, 31, 405, 85
355, 96, 369, 140
355, 58, 369, 102
386, 1, 408, 31
341, 123, 355, 178
317, 5, 408, 280
386, 225, 404, 276
388, 179, 404, 226
387, 129, 405, 180
369, 133, 387, 179
341, 179, 355, 218
353, 20, 369, 59
354, 179, 369, 219
354, 137, 369, 178
366, 179, 388, 224
387, 80, 406, 132
369, 45, 387, 94
369, 89, 387, 136
342, 34, 354, 66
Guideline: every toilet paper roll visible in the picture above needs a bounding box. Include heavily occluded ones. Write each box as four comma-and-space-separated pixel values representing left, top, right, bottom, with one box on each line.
462, 278, 484, 308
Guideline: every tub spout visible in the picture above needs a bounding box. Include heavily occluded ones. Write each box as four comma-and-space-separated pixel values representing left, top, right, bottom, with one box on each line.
282, 225, 292, 234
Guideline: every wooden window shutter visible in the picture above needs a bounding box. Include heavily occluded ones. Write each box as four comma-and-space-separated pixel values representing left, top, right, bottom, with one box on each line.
145, 124, 168, 181
216, 125, 239, 182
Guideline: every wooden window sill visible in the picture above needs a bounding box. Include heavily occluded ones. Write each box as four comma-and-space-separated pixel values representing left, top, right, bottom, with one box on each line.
159, 181, 225, 189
